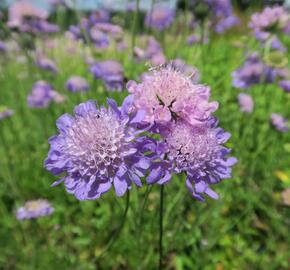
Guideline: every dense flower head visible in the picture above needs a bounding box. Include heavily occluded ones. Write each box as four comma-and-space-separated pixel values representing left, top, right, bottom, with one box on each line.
232, 53, 276, 89
0, 106, 14, 120
249, 6, 289, 36
65, 76, 89, 92
27, 81, 65, 108
238, 93, 254, 113
271, 113, 289, 132
127, 64, 218, 126
148, 119, 237, 201
90, 60, 124, 91
279, 80, 290, 93
36, 57, 58, 74
16, 199, 54, 220
145, 5, 175, 31
45, 98, 154, 200
171, 59, 200, 83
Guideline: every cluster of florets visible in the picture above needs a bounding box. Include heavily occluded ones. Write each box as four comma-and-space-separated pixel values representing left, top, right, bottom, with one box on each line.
68, 10, 123, 49
45, 64, 236, 201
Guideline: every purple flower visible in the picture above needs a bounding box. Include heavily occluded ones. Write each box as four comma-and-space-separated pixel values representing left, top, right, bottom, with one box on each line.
127, 64, 218, 126
148, 119, 237, 201
171, 59, 200, 82
271, 113, 289, 132
145, 5, 175, 31
89, 10, 110, 24
0, 106, 14, 120
0, 41, 7, 53
89, 27, 110, 48
65, 76, 89, 93
232, 53, 275, 89
215, 15, 240, 33
249, 6, 289, 36
27, 81, 64, 108
16, 199, 54, 220
279, 80, 290, 93
90, 60, 124, 91
238, 93, 254, 113
44, 98, 154, 200
36, 57, 58, 74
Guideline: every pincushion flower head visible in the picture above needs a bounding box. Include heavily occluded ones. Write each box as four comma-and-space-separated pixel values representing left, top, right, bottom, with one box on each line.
90, 60, 124, 91
271, 113, 289, 132
0, 106, 14, 120
145, 4, 175, 31
127, 64, 218, 126
148, 119, 237, 201
238, 93, 254, 113
45, 97, 154, 200
36, 57, 58, 74
16, 199, 54, 220
65, 76, 89, 93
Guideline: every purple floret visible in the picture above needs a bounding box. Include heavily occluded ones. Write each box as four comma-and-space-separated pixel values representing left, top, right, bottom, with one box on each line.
44, 97, 155, 200
16, 199, 54, 220
36, 57, 58, 74
279, 80, 290, 93
90, 60, 124, 91
238, 93, 254, 113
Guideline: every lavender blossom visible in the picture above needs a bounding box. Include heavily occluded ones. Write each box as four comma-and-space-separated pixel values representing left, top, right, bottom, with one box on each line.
90, 60, 124, 91
27, 81, 64, 108
36, 58, 58, 74
65, 76, 89, 92
271, 113, 289, 132
127, 64, 218, 126
16, 199, 54, 220
238, 93, 254, 113
279, 80, 290, 93
0, 106, 14, 120
145, 5, 175, 31
44, 98, 154, 199
147, 119, 237, 201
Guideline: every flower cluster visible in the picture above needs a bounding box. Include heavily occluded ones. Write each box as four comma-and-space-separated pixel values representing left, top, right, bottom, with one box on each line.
65, 76, 89, 93
90, 60, 124, 91
16, 199, 54, 220
27, 81, 65, 108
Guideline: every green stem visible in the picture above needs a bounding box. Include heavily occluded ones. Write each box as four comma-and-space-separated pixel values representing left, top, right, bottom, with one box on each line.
159, 185, 164, 270
96, 191, 130, 259
131, 0, 140, 57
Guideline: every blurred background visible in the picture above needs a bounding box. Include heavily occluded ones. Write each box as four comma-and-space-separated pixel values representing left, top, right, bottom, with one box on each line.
0, 0, 290, 269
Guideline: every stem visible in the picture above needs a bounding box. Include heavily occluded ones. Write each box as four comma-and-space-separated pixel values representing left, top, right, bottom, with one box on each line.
159, 185, 164, 270
96, 191, 130, 259
131, 0, 140, 57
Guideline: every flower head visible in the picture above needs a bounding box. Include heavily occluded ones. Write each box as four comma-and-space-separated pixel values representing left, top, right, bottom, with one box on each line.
27, 81, 64, 108
238, 93, 254, 113
90, 60, 124, 91
145, 5, 175, 31
16, 199, 54, 220
148, 119, 237, 201
127, 64, 218, 126
45, 97, 154, 200
0, 106, 14, 120
271, 113, 289, 132
36, 57, 58, 74
279, 80, 290, 93
65, 76, 89, 92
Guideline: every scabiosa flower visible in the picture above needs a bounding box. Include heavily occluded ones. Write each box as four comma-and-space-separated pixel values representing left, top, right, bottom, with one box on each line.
65, 76, 89, 93
0, 106, 14, 120
271, 113, 289, 132
44, 98, 154, 199
232, 53, 275, 89
145, 4, 175, 31
238, 93, 254, 113
90, 60, 124, 91
27, 81, 64, 108
279, 80, 290, 93
16, 199, 54, 220
36, 57, 58, 74
127, 64, 218, 126
148, 119, 237, 201
171, 59, 200, 82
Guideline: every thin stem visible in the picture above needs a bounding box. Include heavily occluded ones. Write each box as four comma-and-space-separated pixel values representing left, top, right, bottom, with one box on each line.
131, 0, 140, 57
159, 185, 164, 270
96, 191, 130, 259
